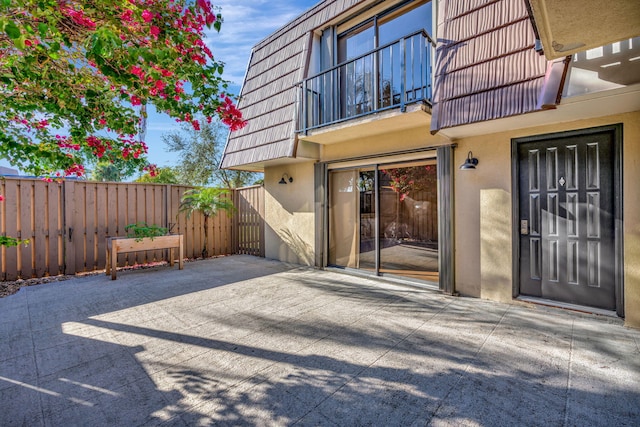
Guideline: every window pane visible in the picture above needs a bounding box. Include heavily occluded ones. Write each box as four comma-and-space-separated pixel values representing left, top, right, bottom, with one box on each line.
338, 22, 374, 63
379, 1, 432, 46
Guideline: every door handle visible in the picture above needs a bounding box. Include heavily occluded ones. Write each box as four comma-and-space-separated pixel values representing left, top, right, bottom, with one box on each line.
520, 220, 528, 235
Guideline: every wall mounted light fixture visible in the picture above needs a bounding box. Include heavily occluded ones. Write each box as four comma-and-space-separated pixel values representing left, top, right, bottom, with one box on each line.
278, 173, 293, 184
460, 151, 479, 170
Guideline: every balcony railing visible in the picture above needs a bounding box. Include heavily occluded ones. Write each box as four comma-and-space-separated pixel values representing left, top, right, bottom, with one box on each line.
297, 30, 435, 134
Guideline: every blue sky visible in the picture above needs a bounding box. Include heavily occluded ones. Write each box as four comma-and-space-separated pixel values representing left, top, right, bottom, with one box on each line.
142, 0, 320, 168
1, 0, 319, 173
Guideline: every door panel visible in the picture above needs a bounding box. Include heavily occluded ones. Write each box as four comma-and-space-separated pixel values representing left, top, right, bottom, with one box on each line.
518, 131, 615, 310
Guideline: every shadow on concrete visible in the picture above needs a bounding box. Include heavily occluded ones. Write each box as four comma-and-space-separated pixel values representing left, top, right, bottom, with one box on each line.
1, 256, 639, 425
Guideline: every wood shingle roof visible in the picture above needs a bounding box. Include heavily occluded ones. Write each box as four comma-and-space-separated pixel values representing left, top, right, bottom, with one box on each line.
430, 0, 549, 132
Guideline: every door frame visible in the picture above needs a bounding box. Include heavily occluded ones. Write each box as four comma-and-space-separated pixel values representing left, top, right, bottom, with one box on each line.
511, 124, 624, 317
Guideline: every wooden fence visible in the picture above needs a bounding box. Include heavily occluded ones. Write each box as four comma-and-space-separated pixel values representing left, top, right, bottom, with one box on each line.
0, 178, 264, 280
234, 185, 265, 257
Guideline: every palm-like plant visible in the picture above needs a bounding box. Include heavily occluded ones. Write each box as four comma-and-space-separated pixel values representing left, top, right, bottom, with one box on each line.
178, 187, 235, 258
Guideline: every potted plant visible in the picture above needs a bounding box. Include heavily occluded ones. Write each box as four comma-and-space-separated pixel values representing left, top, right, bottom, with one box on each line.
178, 187, 235, 258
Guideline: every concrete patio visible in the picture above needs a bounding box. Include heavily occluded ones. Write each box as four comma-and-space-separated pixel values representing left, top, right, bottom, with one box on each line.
2, 255, 639, 426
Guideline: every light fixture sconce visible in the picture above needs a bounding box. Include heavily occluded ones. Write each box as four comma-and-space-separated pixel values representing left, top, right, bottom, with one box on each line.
460, 151, 479, 170
278, 173, 293, 184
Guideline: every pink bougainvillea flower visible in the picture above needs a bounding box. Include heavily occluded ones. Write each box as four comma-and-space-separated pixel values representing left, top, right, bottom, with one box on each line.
141, 10, 153, 22
130, 66, 144, 78
120, 9, 133, 22
191, 120, 200, 130
0, 195, 4, 202
64, 164, 85, 177
143, 164, 158, 177
216, 96, 247, 132
150, 26, 160, 38
130, 95, 142, 106
61, 7, 97, 29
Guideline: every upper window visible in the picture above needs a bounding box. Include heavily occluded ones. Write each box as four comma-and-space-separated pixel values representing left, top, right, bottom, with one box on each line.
330, 0, 432, 67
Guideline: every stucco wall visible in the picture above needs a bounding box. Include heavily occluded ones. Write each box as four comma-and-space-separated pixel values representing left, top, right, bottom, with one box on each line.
320, 126, 449, 162
453, 111, 640, 328
264, 162, 316, 266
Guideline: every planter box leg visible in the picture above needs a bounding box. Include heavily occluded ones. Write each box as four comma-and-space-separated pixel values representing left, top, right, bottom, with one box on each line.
111, 247, 118, 280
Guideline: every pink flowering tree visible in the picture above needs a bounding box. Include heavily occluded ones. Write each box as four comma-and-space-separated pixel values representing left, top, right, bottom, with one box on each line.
0, 0, 245, 245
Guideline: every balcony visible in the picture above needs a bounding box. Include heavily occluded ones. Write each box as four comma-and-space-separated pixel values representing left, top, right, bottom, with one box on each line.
297, 31, 435, 136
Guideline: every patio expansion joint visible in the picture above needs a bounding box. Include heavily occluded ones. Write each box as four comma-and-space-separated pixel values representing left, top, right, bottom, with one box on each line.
25, 289, 46, 426
426, 303, 513, 425
562, 319, 576, 427
292, 297, 457, 425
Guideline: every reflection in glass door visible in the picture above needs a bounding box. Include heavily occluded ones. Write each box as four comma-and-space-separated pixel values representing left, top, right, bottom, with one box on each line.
328, 160, 438, 283
379, 162, 438, 281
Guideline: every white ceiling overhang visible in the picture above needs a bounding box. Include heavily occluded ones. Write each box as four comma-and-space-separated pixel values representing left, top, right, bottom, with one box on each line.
528, 0, 640, 59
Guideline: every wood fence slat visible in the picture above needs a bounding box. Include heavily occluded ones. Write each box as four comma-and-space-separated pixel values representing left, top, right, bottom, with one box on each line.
85, 182, 97, 271
74, 182, 87, 273
49, 183, 63, 276
150, 185, 160, 262
137, 185, 150, 264
20, 181, 35, 277
96, 184, 108, 270
62, 181, 75, 274
126, 184, 138, 265
33, 181, 47, 278
3, 180, 19, 280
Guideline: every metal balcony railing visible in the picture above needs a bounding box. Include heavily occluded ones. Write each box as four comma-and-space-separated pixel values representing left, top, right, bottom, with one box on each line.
297, 30, 435, 134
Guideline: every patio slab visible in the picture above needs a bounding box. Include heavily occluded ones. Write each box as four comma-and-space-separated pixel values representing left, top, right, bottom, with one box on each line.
1, 255, 639, 426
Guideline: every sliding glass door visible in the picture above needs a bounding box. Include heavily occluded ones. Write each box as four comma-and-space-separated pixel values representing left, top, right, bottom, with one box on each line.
328, 159, 438, 282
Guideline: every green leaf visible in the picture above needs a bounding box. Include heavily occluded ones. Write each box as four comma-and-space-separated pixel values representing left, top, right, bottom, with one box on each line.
5, 21, 20, 39
38, 23, 48, 37
1, 0, 10, 7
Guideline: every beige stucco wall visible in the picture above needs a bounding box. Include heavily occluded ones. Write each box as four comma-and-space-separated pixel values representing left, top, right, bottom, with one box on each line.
454, 111, 640, 328
320, 125, 450, 162
264, 162, 316, 266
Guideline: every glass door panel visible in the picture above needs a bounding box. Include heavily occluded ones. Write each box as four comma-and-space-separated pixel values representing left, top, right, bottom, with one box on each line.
378, 161, 438, 281
329, 170, 359, 268
357, 169, 376, 271
329, 168, 376, 270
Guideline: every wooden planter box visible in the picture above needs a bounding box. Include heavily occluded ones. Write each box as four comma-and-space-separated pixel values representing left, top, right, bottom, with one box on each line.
105, 234, 183, 280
